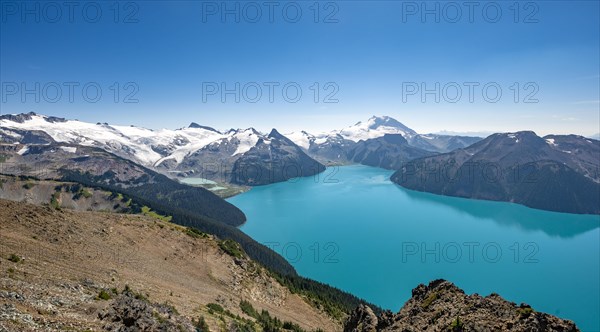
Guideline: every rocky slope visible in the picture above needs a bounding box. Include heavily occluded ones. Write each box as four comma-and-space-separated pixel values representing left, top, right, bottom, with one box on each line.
0, 199, 340, 331
391, 131, 600, 214
344, 279, 579, 332
0, 175, 133, 213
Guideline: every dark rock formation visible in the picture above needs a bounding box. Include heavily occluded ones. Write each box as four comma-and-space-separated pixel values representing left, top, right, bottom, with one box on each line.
99, 291, 196, 331
344, 279, 579, 332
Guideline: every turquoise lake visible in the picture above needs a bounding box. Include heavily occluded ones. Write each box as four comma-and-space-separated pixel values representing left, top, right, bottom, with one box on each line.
228, 165, 600, 331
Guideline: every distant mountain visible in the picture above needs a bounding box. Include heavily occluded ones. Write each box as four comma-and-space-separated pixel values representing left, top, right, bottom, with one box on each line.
589, 133, 600, 140
0, 112, 325, 185
408, 134, 482, 153
163, 128, 325, 185
391, 131, 600, 214
285, 116, 482, 167
347, 134, 436, 169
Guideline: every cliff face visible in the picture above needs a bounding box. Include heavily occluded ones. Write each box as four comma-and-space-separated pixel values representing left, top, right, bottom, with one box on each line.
344, 279, 579, 332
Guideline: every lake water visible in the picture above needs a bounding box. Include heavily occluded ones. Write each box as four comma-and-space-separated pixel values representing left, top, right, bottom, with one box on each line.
228, 165, 600, 331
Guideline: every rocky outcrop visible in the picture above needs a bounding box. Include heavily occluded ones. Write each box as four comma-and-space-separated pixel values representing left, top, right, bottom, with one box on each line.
344, 304, 379, 332
99, 291, 196, 331
344, 279, 579, 332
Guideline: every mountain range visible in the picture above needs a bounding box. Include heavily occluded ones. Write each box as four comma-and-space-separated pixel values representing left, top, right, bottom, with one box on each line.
285, 116, 482, 166
391, 131, 600, 214
0, 113, 480, 184
2, 112, 598, 214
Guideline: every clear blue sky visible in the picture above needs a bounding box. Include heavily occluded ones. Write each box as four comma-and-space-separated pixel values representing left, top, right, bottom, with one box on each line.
1, 1, 599, 136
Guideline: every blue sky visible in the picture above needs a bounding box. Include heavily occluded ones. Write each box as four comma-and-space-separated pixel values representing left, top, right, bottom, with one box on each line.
1, 1, 599, 136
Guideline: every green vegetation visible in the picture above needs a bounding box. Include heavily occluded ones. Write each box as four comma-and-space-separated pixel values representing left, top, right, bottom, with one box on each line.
0, 154, 6, 163
240, 300, 258, 318
238, 300, 304, 332
270, 272, 382, 319
219, 239, 245, 258
517, 306, 534, 318
186, 227, 209, 239
8, 254, 21, 263
421, 292, 438, 309
50, 192, 61, 210
450, 316, 464, 331
0, 178, 5, 189
97, 290, 112, 301
140, 206, 173, 222
206, 303, 224, 314
22, 181, 35, 189
193, 316, 210, 332
81, 189, 93, 198
122, 284, 149, 302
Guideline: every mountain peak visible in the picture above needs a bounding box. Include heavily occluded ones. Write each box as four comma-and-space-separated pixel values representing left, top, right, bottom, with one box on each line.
366, 115, 414, 132
268, 128, 282, 138
339, 115, 417, 142
188, 122, 220, 133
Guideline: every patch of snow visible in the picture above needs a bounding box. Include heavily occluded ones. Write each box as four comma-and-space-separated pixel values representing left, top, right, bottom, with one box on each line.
545, 138, 557, 146
232, 129, 261, 156
59, 146, 77, 153
17, 146, 29, 155
285, 131, 313, 150
209, 186, 227, 191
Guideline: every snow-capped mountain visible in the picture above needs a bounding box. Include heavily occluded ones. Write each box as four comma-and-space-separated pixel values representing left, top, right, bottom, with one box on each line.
0, 112, 227, 167
284, 116, 482, 166
337, 116, 418, 142
0, 112, 325, 185
0, 112, 281, 169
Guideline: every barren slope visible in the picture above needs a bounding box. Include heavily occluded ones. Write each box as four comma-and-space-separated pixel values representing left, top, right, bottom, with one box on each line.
0, 200, 339, 331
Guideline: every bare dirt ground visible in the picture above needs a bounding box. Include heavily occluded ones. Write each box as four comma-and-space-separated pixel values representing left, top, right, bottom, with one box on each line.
0, 199, 340, 331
